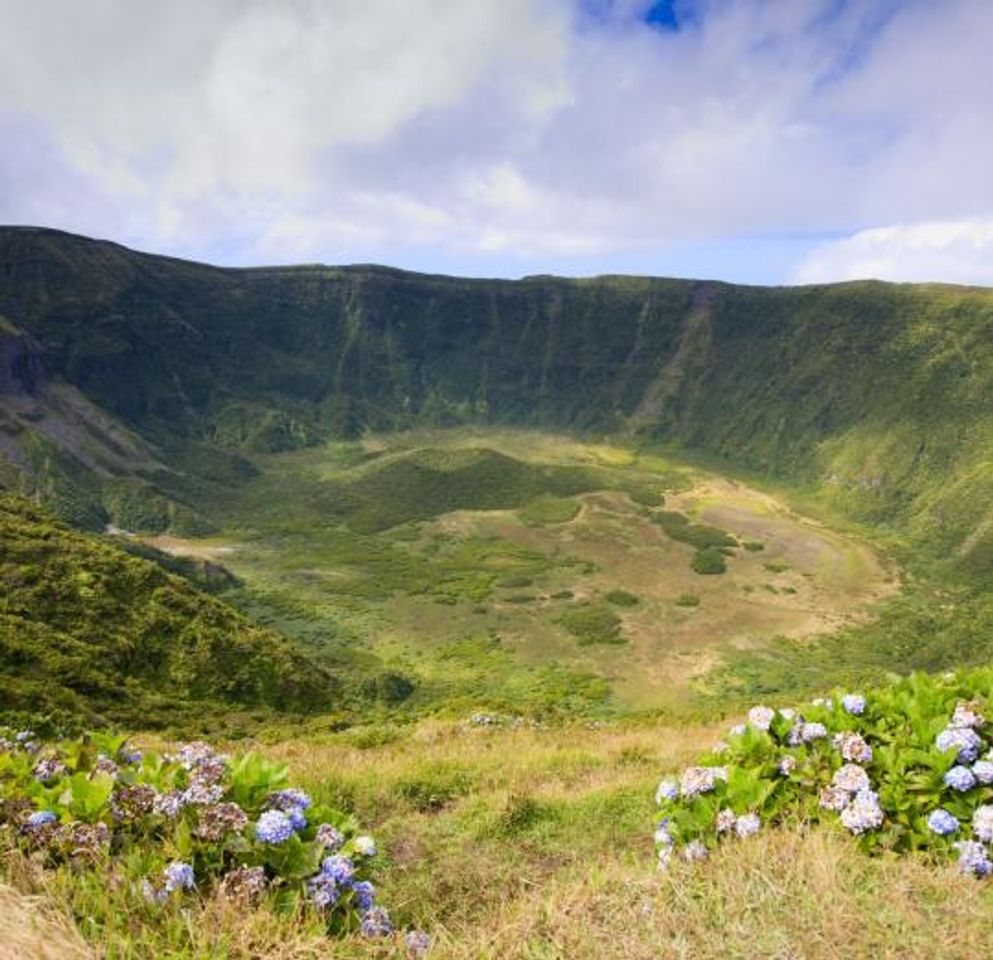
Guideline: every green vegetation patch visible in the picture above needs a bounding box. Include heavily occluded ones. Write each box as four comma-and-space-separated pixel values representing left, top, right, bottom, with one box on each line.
653, 511, 737, 550
557, 603, 625, 646
604, 589, 640, 608
691, 547, 728, 575
517, 495, 582, 526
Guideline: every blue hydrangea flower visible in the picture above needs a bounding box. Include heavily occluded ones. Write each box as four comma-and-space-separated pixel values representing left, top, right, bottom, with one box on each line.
352, 880, 375, 912
927, 808, 959, 836
841, 694, 866, 715
840, 789, 883, 834
944, 765, 977, 792
654, 818, 673, 846
163, 862, 195, 892
359, 906, 393, 938
935, 727, 982, 764
655, 779, 679, 804
321, 855, 355, 885
255, 810, 294, 844
26, 810, 57, 827
954, 840, 993, 877
972, 760, 993, 785
747, 705, 775, 730
287, 807, 308, 832
405, 930, 432, 958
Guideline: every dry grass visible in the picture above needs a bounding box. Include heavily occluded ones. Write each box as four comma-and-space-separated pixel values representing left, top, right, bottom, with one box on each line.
7, 720, 993, 958
0, 882, 93, 960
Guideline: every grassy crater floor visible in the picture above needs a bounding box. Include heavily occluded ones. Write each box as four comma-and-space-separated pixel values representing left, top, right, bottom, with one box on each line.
154, 429, 895, 714
7, 718, 993, 959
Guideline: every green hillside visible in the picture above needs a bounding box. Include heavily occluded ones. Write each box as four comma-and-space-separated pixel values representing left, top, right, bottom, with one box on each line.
2, 228, 993, 574
0, 493, 339, 729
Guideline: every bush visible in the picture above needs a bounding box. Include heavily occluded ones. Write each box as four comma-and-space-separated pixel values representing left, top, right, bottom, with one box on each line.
604, 590, 639, 608
675, 593, 700, 607
557, 604, 624, 645
691, 548, 727, 575
653, 671, 993, 878
0, 731, 394, 939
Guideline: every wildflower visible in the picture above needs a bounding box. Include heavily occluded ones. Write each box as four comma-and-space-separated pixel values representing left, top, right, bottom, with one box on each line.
972, 760, 993, 785
286, 807, 308, 832
834, 732, 873, 764
182, 780, 225, 806
819, 785, 851, 812
715, 809, 737, 834
306, 870, 340, 910
955, 840, 993, 877
935, 727, 982, 764
950, 702, 985, 730
353, 835, 376, 857
944, 765, 977, 792
360, 906, 393, 938
321, 855, 355, 885
26, 810, 57, 828
735, 813, 761, 838
682, 839, 708, 861
316, 823, 345, 850
679, 766, 726, 798
111, 784, 157, 821
778, 755, 797, 776
841, 694, 866, 715
265, 788, 313, 812
255, 810, 294, 845
655, 779, 679, 804
406, 930, 432, 958
219, 865, 267, 903
833, 764, 871, 794
840, 789, 883, 834
352, 880, 376, 911
927, 809, 959, 836
152, 791, 185, 818
747, 705, 775, 731
163, 861, 195, 892
33, 757, 67, 784
973, 805, 993, 843
196, 802, 249, 842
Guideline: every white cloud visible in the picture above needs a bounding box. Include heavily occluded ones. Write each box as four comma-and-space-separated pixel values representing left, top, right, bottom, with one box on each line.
791, 219, 993, 286
1, 0, 993, 281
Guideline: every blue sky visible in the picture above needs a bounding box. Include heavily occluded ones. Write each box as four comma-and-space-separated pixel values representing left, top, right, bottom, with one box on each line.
1, 0, 992, 285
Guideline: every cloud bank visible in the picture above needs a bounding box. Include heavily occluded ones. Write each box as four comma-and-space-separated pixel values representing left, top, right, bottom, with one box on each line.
0, 0, 992, 282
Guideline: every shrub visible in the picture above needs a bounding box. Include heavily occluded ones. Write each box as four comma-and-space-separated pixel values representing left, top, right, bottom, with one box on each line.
743, 541, 765, 552
557, 604, 624, 645
0, 731, 396, 939
652, 671, 993, 878
675, 594, 700, 607
604, 590, 639, 608
691, 548, 727, 575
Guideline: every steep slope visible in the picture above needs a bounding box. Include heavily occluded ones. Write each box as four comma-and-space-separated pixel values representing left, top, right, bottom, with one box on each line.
0, 493, 340, 728
2, 227, 993, 568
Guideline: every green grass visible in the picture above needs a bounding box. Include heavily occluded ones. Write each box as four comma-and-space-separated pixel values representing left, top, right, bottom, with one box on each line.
517, 495, 582, 526
556, 603, 624, 646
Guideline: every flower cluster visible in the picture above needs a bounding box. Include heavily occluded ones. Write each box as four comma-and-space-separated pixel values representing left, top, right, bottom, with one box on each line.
653, 676, 993, 876
0, 730, 406, 943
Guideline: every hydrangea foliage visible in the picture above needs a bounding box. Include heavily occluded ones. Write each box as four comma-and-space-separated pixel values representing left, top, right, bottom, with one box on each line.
654, 674, 993, 878
0, 731, 403, 939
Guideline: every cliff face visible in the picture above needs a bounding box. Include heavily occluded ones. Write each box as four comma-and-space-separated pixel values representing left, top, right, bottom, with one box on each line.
2, 226, 993, 565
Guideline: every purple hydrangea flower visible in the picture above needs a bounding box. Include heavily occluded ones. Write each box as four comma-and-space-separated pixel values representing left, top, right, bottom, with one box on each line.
406, 930, 432, 958
360, 906, 393, 938
286, 807, 308, 832
266, 788, 313, 811
682, 839, 708, 861
973, 805, 993, 843
734, 813, 761, 838
655, 779, 679, 804
841, 694, 866, 715
316, 823, 344, 850
320, 855, 355, 885
26, 810, 57, 828
306, 871, 339, 909
927, 808, 959, 836
840, 789, 883, 834
747, 705, 775, 731
972, 760, 993, 785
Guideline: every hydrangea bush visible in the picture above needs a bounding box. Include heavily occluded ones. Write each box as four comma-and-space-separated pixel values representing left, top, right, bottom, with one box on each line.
0, 731, 409, 941
654, 672, 993, 877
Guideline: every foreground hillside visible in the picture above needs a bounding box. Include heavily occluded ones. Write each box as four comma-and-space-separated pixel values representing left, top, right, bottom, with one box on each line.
5, 714, 993, 959
0, 494, 337, 728
3, 227, 993, 572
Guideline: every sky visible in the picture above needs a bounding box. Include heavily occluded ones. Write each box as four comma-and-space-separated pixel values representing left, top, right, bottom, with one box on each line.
1, 0, 993, 285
